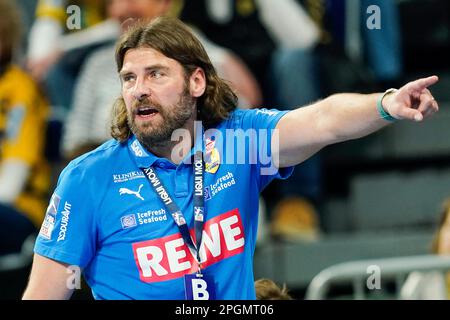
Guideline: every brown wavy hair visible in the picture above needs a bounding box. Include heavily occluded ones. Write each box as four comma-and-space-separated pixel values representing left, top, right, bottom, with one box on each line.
255, 278, 293, 300
111, 16, 238, 142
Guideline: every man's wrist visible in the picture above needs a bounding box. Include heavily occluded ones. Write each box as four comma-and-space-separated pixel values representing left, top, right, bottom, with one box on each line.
377, 88, 398, 122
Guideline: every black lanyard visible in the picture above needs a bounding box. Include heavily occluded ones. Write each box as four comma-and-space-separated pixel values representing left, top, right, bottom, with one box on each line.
140, 149, 205, 273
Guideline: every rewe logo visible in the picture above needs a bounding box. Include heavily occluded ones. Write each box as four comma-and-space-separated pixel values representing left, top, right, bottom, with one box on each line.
132, 209, 245, 283
119, 184, 144, 200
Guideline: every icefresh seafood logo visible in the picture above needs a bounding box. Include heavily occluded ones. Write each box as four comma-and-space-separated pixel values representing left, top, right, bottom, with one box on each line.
204, 187, 212, 201
121, 214, 138, 229
204, 172, 236, 201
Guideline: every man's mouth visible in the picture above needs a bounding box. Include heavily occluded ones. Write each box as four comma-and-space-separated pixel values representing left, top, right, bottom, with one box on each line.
135, 106, 159, 118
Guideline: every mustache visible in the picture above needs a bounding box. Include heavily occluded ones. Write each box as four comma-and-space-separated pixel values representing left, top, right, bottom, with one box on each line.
131, 97, 161, 115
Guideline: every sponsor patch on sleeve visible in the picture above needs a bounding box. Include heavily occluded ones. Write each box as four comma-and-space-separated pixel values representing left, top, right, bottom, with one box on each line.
39, 193, 61, 240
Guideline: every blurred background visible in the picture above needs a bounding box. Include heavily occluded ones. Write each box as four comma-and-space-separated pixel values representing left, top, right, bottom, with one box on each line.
0, 0, 449, 300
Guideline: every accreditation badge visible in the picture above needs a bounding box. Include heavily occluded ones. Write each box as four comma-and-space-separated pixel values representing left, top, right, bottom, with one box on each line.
184, 273, 216, 300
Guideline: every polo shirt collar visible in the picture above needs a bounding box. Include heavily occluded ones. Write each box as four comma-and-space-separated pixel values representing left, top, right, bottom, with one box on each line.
128, 135, 158, 168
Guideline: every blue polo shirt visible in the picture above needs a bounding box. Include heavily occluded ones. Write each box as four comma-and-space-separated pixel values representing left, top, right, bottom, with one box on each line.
34, 108, 293, 300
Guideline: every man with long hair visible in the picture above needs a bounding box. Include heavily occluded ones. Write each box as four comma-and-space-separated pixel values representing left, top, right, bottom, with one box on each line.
23, 17, 439, 300
61, 0, 261, 159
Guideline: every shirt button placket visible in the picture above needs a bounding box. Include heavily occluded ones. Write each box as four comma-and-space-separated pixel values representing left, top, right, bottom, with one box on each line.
175, 165, 189, 197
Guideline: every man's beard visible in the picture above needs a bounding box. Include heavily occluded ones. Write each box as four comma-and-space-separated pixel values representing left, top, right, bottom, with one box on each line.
127, 85, 196, 149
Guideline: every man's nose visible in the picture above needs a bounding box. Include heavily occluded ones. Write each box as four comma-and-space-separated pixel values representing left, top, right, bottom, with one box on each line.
133, 77, 151, 101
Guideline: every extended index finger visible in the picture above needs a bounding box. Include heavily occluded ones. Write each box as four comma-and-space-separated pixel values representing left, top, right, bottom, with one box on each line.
407, 75, 439, 92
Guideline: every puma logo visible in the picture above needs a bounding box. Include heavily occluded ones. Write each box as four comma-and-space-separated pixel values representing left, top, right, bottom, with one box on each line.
119, 184, 144, 200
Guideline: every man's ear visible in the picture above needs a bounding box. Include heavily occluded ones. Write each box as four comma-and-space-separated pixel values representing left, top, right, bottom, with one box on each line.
189, 67, 206, 98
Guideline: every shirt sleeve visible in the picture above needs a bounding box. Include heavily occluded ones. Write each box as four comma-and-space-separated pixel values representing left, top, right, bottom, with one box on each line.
34, 163, 97, 268
234, 108, 294, 191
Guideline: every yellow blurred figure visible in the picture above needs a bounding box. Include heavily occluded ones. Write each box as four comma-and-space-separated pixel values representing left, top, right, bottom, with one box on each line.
0, 0, 51, 255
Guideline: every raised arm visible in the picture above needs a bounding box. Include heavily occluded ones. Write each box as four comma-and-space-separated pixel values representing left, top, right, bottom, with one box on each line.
275, 76, 439, 167
22, 254, 75, 300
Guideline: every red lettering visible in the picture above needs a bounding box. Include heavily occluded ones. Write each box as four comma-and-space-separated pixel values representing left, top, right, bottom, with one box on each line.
132, 209, 245, 283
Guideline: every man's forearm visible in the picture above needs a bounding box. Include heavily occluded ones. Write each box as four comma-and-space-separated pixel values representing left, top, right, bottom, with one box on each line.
275, 91, 396, 167
320, 92, 391, 144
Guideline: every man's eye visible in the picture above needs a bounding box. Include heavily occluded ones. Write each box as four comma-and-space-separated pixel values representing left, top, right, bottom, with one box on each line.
151, 70, 163, 79
123, 75, 135, 82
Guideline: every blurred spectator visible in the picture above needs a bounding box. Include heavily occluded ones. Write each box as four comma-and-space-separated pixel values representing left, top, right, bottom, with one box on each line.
0, 0, 51, 255
181, 0, 320, 106
27, 0, 119, 113
270, 196, 320, 241
16, 0, 38, 59
255, 278, 293, 300
62, 0, 262, 159
269, 0, 402, 238
301, 0, 402, 93
360, 0, 403, 85
400, 199, 450, 300
180, 0, 323, 241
